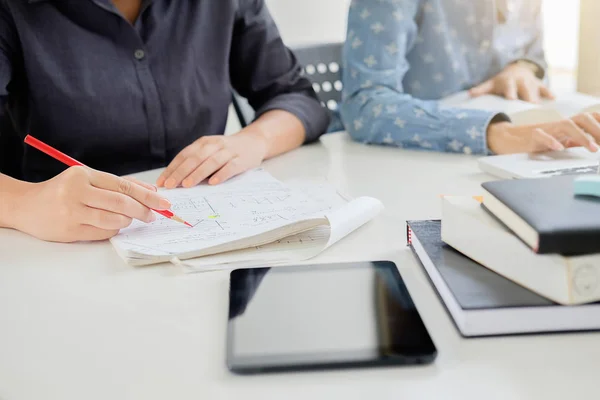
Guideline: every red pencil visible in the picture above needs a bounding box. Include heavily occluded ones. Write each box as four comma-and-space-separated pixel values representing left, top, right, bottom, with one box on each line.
24, 135, 192, 227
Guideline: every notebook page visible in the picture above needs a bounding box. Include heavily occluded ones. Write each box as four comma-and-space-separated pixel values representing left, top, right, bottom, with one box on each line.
175, 226, 331, 271
110, 169, 330, 262
441, 91, 600, 123
550, 92, 600, 116
180, 191, 384, 273
440, 92, 538, 114
441, 92, 563, 125
178, 180, 347, 271
324, 196, 384, 247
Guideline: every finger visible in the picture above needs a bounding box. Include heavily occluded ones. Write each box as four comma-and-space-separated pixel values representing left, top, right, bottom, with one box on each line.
503, 78, 518, 100
163, 157, 200, 189
157, 152, 187, 187
531, 128, 565, 153
469, 80, 494, 97
163, 143, 222, 189
591, 112, 600, 124
82, 207, 133, 230
182, 149, 233, 188
556, 119, 598, 152
77, 225, 120, 241
124, 176, 157, 192
539, 85, 555, 100
88, 170, 171, 210
571, 113, 600, 147
517, 80, 539, 103
209, 157, 247, 185
84, 186, 156, 223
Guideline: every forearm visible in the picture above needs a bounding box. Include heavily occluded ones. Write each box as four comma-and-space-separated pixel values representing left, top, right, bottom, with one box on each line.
230, 0, 329, 144
237, 109, 306, 160
0, 173, 32, 229
341, 89, 499, 154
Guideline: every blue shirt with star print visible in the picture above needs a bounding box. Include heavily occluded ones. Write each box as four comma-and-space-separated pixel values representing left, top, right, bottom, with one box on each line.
340, 0, 546, 154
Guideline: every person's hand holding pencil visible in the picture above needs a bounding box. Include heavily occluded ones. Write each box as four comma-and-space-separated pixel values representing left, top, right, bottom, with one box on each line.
12, 166, 172, 242
11, 135, 192, 243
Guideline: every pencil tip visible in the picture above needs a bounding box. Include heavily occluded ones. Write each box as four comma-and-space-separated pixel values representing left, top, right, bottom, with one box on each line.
185, 222, 193, 228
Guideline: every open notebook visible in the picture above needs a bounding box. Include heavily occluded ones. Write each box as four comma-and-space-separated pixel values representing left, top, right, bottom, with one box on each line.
441, 91, 600, 124
441, 91, 600, 178
110, 169, 383, 267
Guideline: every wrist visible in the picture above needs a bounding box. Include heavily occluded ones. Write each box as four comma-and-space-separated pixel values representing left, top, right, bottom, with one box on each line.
487, 121, 513, 154
0, 175, 36, 230
236, 125, 270, 160
511, 59, 544, 80
506, 60, 543, 81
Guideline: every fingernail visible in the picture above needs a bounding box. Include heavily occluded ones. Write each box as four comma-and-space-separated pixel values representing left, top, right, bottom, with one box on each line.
553, 142, 565, 151
151, 184, 158, 192
165, 178, 176, 188
159, 198, 172, 209
182, 179, 193, 188
210, 177, 220, 185
148, 213, 156, 222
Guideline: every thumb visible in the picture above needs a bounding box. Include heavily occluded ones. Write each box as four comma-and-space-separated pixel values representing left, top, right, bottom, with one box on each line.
469, 80, 494, 97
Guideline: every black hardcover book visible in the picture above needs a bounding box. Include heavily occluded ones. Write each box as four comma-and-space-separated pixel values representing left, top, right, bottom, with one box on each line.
481, 175, 600, 255
407, 220, 600, 337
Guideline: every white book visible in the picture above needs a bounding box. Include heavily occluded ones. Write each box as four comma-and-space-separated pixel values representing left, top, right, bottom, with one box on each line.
408, 219, 600, 337
441, 196, 600, 305
110, 169, 383, 266
441, 92, 600, 179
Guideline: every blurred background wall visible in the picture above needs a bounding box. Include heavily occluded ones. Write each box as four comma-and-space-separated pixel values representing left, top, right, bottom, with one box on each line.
577, 0, 600, 95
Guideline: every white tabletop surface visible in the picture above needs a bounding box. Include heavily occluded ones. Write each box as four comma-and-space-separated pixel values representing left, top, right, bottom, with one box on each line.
1, 132, 599, 400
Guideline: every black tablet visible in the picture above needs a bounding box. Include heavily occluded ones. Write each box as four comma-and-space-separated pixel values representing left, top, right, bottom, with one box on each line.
226, 261, 437, 374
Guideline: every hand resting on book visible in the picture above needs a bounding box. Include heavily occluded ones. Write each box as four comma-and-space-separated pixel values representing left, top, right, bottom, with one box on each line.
487, 113, 600, 154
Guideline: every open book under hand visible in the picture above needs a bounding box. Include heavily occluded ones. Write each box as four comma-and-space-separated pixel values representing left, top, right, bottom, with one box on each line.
110, 169, 383, 267
441, 91, 600, 125
441, 91, 600, 178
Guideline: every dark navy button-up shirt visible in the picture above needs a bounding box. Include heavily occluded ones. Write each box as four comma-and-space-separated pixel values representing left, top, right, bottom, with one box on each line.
0, 0, 329, 181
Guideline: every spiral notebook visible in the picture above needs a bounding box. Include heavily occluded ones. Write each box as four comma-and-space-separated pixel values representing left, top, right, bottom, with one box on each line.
110, 169, 383, 267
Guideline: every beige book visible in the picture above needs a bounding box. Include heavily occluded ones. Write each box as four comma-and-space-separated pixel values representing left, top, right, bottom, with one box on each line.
441, 196, 600, 305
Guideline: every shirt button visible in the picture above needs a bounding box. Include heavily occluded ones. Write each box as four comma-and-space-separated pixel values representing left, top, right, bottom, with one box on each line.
134, 49, 145, 60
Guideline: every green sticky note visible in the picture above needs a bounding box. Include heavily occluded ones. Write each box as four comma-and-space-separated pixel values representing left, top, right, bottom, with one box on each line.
574, 175, 600, 197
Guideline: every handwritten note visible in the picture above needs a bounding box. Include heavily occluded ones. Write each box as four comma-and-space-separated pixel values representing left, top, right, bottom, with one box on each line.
110, 170, 383, 266
110, 169, 331, 262
178, 182, 384, 273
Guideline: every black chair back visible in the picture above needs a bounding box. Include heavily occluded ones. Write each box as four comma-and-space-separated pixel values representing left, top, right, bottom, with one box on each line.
232, 42, 344, 132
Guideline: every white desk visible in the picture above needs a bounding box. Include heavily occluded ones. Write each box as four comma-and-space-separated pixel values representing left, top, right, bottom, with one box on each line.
1, 132, 598, 400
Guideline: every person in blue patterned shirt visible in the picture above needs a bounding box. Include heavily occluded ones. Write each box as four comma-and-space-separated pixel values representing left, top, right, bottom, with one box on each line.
341, 0, 600, 155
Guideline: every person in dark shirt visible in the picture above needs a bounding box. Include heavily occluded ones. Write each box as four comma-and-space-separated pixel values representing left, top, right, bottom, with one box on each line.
0, 0, 329, 242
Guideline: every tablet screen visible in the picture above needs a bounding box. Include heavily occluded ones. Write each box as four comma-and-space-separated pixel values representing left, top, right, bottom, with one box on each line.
227, 261, 436, 373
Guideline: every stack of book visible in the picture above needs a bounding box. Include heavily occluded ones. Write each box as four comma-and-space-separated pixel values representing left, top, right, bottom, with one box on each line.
408, 175, 600, 337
